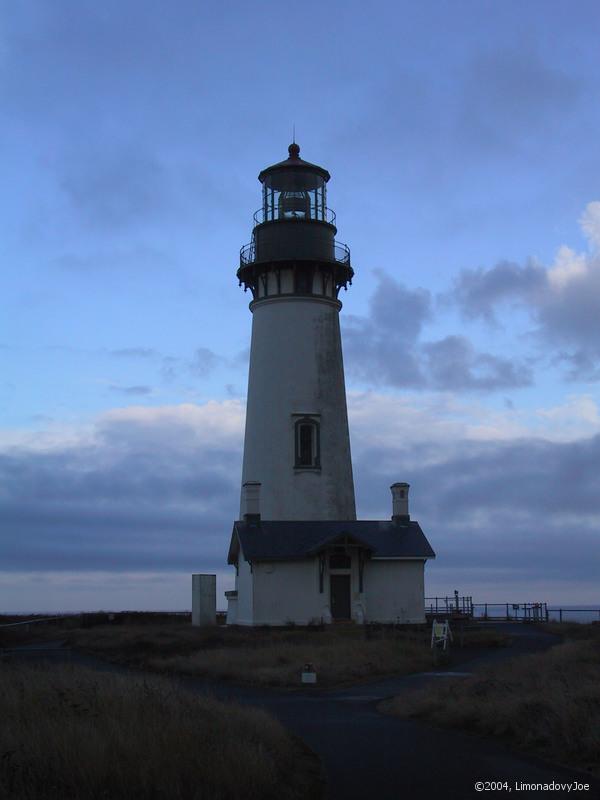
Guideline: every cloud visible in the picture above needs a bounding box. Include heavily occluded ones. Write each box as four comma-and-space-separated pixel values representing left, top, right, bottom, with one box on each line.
160, 356, 180, 383
109, 348, 157, 359
422, 336, 532, 391
109, 385, 152, 396
579, 201, 600, 250
0, 402, 245, 575
350, 397, 600, 600
449, 259, 546, 324
98, 344, 225, 386
54, 244, 173, 273
457, 49, 582, 156
343, 276, 428, 388
58, 146, 226, 234
1, 395, 599, 607
343, 271, 532, 391
450, 202, 600, 379
59, 147, 172, 231
189, 347, 219, 378
348, 391, 600, 453
2, 570, 236, 614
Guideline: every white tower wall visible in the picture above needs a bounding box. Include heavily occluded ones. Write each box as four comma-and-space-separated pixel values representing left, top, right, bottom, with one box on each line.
240, 294, 356, 520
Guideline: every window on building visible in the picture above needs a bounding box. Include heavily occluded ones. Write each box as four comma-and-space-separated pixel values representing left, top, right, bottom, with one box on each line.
294, 416, 320, 469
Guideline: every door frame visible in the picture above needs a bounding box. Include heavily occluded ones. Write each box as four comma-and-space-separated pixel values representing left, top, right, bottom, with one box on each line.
329, 573, 351, 620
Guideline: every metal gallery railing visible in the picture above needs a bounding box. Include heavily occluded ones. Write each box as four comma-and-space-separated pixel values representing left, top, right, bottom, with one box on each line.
425, 595, 474, 617
471, 603, 548, 622
253, 205, 337, 226
239, 239, 351, 267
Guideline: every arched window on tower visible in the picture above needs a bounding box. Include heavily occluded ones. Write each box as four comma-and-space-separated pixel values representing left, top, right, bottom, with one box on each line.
293, 415, 321, 469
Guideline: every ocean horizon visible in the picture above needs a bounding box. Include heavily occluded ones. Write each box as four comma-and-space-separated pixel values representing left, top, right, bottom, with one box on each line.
4, 604, 600, 624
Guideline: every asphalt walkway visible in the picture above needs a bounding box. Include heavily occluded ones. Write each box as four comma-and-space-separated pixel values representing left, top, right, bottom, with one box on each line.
5, 624, 599, 800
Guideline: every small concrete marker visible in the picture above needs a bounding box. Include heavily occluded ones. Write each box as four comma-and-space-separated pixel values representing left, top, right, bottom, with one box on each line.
192, 574, 216, 626
301, 662, 317, 684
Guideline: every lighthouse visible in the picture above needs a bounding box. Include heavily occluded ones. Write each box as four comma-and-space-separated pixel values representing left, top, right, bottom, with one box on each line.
237, 142, 356, 521
226, 144, 435, 626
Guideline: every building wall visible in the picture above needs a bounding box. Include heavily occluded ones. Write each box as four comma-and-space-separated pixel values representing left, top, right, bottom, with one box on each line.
252, 560, 326, 625
235, 556, 254, 626
240, 296, 356, 521
234, 554, 427, 626
362, 560, 425, 623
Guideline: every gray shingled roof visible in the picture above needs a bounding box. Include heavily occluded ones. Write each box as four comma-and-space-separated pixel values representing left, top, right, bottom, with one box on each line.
227, 519, 435, 564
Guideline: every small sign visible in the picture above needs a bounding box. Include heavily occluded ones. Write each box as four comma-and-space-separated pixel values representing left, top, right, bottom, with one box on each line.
301, 662, 317, 684
431, 619, 453, 650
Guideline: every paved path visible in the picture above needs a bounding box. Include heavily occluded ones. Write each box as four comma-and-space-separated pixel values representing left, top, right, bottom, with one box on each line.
6, 624, 599, 800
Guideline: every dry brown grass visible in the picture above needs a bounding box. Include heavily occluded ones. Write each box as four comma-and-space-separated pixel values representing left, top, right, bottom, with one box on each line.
541, 620, 600, 640
385, 628, 600, 776
64, 623, 433, 686
457, 625, 512, 648
149, 636, 431, 686
0, 663, 320, 800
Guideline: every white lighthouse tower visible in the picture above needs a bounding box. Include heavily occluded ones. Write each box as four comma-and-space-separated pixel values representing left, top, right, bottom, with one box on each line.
226, 144, 435, 627
237, 142, 356, 521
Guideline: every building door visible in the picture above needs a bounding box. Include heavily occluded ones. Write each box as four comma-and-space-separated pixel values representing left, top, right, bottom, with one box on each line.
330, 574, 351, 620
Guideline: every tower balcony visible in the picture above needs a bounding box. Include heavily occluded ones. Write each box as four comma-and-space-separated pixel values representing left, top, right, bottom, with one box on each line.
239, 234, 351, 268
237, 241, 353, 300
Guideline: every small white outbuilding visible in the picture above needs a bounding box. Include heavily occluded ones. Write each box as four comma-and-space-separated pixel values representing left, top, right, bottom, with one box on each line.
225, 483, 435, 626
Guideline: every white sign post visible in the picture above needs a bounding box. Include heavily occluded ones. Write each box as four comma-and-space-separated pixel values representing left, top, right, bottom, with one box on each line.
431, 619, 453, 651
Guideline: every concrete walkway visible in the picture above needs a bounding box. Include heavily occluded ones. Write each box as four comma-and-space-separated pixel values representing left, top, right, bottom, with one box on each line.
5, 624, 599, 800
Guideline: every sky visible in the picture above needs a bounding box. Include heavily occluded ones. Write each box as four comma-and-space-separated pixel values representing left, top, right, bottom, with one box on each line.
2, 0, 600, 612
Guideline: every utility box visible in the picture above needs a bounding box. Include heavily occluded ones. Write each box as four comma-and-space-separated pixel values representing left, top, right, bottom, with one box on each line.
192, 574, 216, 626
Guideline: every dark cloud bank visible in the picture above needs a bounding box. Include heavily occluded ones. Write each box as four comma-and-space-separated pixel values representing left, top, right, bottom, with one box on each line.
1, 411, 598, 594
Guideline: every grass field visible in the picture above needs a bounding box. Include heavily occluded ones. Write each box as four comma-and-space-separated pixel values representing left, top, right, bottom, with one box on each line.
62, 622, 434, 686
0, 662, 321, 800
384, 623, 600, 776
1, 614, 512, 689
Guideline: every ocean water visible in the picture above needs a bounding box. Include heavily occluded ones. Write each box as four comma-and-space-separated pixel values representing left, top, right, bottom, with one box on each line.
546, 605, 600, 623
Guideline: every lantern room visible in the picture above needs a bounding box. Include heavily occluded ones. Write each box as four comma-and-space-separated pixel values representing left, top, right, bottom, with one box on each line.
237, 143, 353, 299
257, 142, 331, 224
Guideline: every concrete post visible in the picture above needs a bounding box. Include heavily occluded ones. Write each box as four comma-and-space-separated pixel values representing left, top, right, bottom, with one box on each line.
192, 574, 216, 626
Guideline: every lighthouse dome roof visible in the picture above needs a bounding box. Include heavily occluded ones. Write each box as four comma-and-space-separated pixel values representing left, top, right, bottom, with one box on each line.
258, 143, 330, 189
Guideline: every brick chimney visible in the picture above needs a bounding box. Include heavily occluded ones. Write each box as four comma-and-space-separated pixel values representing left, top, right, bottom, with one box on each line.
390, 482, 410, 524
